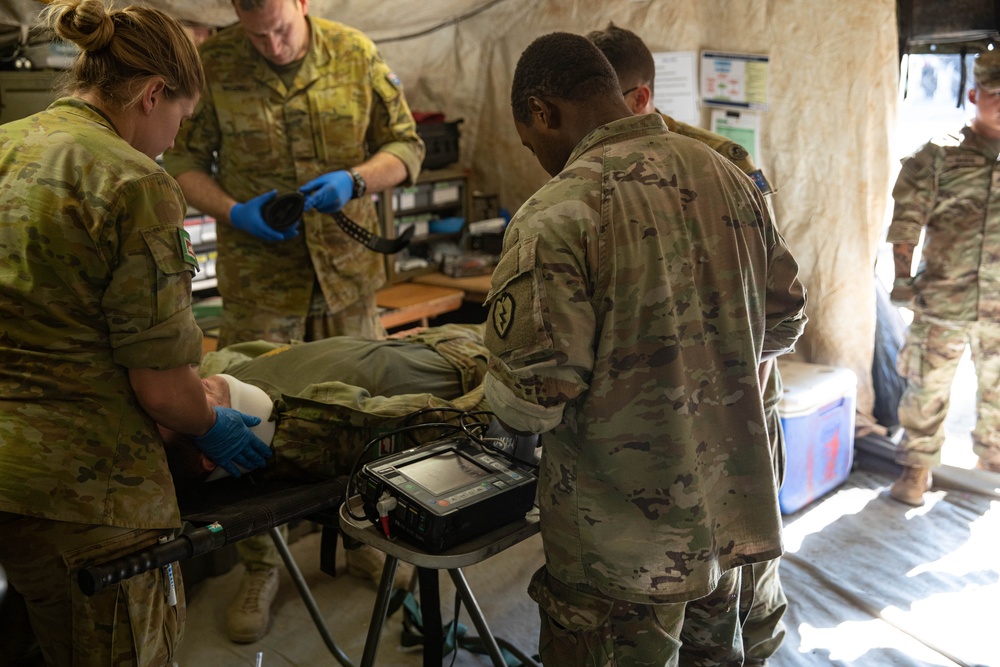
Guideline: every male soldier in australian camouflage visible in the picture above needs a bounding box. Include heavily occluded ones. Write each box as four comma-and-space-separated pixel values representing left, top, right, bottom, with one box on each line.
888, 49, 1000, 507
484, 33, 807, 666
163, 0, 425, 348
588, 23, 796, 665
163, 0, 425, 640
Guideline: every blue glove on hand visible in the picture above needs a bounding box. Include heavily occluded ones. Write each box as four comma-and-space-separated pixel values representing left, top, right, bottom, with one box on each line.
230, 190, 298, 242
300, 170, 354, 214
192, 406, 272, 478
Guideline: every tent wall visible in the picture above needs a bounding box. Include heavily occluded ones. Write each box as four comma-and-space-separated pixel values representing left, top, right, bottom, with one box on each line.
0, 0, 901, 423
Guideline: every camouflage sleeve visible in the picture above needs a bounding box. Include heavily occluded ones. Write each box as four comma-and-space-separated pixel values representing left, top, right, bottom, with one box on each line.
162, 77, 220, 178
483, 209, 595, 435
763, 223, 808, 357
105, 173, 203, 369
887, 142, 938, 244
366, 50, 425, 184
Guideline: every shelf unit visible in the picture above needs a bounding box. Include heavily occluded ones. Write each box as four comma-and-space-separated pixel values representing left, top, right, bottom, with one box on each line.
375, 166, 472, 284
184, 210, 219, 295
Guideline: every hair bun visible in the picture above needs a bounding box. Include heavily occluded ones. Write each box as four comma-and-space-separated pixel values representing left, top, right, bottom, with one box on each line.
52, 0, 115, 53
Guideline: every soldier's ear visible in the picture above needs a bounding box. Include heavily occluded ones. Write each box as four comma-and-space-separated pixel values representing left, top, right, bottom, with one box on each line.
140, 78, 167, 115
528, 96, 560, 130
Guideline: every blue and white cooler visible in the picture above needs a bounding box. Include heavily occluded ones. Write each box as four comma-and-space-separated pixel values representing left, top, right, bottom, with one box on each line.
777, 360, 858, 514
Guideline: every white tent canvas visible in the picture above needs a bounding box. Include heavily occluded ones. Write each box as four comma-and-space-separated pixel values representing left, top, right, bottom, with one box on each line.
0, 0, 901, 427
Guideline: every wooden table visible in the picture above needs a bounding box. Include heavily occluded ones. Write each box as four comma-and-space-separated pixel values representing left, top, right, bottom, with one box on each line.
375, 282, 465, 329
411, 271, 493, 304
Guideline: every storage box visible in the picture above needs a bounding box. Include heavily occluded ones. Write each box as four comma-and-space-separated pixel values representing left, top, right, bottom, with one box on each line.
777, 361, 858, 514
416, 119, 463, 170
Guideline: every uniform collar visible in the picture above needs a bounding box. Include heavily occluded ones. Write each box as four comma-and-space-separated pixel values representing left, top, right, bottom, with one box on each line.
52, 96, 121, 137
566, 113, 668, 167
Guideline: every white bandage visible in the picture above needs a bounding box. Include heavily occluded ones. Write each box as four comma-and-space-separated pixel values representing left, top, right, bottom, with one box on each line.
216, 374, 277, 447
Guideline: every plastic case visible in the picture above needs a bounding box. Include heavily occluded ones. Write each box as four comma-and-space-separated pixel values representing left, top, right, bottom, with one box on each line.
416, 120, 463, 169
777, 361, 858, 514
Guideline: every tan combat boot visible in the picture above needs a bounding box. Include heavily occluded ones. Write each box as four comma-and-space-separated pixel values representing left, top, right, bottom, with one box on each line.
226, 567, 280, 643
890, 465, 932, 507
345, 544, 414, 591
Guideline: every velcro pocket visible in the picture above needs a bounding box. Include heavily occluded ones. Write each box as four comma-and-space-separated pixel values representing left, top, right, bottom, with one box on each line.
484, 234, 552, 363
373, 70, 402, 104
141, 226, 198, 276
528, 568, 614, 632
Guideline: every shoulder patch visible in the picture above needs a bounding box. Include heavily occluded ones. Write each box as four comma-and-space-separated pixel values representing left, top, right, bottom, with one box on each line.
387, 72, 402, 88
179, 228, 199, 269
492, 292, 516, 339
748, 169, 775, 196
726, 143, 749, 161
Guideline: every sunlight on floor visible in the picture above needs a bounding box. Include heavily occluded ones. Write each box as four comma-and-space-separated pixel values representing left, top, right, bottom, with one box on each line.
782, 486, 879, 552
908, 500, 1000, 579
795, 619, 958, 665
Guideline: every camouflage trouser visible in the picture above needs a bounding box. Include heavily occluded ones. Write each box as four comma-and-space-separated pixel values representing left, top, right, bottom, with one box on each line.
737, 373, 788, 663
225, 283, 384, 570
896, 317, 1000, 467
218, 282, 385, 349
741, 559, 787, 666
0, 512, 184, 667
528, 564, 751, 667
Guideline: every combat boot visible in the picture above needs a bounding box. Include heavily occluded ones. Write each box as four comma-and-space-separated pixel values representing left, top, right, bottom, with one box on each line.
890, 465, 932, 507
346, 544, 414, 591
226, 567, 280, 643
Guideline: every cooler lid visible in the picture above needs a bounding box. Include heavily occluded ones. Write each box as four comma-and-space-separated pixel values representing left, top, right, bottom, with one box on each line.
778, 360, 858, 417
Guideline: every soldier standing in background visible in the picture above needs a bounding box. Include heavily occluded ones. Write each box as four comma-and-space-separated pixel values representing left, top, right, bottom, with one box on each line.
485, 32, 807, 665
162, 0, 424, 643
588, 23, 797, 666
888, 49, 1000, 506
0, 1, 270, 664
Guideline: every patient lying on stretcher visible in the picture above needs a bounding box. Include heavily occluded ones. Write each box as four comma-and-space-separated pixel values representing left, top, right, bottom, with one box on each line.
161, 324, 492, 490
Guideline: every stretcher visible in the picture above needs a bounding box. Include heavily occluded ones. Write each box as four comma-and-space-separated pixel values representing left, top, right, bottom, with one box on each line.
78, 475, 354, 666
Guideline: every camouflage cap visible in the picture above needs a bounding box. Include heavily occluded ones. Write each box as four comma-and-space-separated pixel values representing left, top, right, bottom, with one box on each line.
974, 49, 1000, 90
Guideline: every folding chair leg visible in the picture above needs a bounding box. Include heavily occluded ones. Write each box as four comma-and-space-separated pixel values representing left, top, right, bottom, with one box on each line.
447, 567, 506, 667
359, 554, 400, 667
268, 527, 354, 667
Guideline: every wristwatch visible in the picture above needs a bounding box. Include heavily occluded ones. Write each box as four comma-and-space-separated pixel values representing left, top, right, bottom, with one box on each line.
348, 168, 367, 199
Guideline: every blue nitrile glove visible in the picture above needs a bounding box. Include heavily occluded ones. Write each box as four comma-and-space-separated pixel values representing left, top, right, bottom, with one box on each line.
300, 170, 354, 214
230, 190, 298, 242
192, 406, 272, 478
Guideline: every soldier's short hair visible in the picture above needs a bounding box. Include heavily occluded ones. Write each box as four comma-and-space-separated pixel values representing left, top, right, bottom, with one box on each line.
43, 0, 204, 110
974, 49, 1000, 90
587, 23, 656, 96
510, 32, 620, 125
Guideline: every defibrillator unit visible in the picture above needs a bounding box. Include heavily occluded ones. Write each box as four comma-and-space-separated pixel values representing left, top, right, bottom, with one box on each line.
358, 434, 537, 552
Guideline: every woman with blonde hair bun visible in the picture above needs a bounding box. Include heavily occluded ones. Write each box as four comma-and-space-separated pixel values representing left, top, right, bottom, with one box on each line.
0, 1, 271, 665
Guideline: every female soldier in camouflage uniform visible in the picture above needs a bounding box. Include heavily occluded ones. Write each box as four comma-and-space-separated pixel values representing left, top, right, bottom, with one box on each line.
0, 1, 269, 664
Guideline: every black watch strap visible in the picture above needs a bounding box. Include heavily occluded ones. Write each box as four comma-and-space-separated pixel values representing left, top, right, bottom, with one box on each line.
348, 168, 367, 199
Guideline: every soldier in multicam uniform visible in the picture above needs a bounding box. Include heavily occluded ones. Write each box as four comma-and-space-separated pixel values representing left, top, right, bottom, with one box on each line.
888, 49, 1000, 506
484, 33, 807, 665
162, 0, 425, 640
588, 23, 795, 666
0, 1, 271, 665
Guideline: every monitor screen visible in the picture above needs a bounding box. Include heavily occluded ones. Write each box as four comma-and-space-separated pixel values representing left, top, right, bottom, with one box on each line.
400, 449, 491, 495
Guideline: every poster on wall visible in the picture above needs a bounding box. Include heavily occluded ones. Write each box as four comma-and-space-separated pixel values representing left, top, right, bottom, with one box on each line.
651, 51, 699, 124
700, 51, 769, 111
710, 109, 762, 163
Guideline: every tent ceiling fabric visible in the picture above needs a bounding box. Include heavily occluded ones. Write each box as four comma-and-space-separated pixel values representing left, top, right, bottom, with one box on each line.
0, 0, 899, 424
